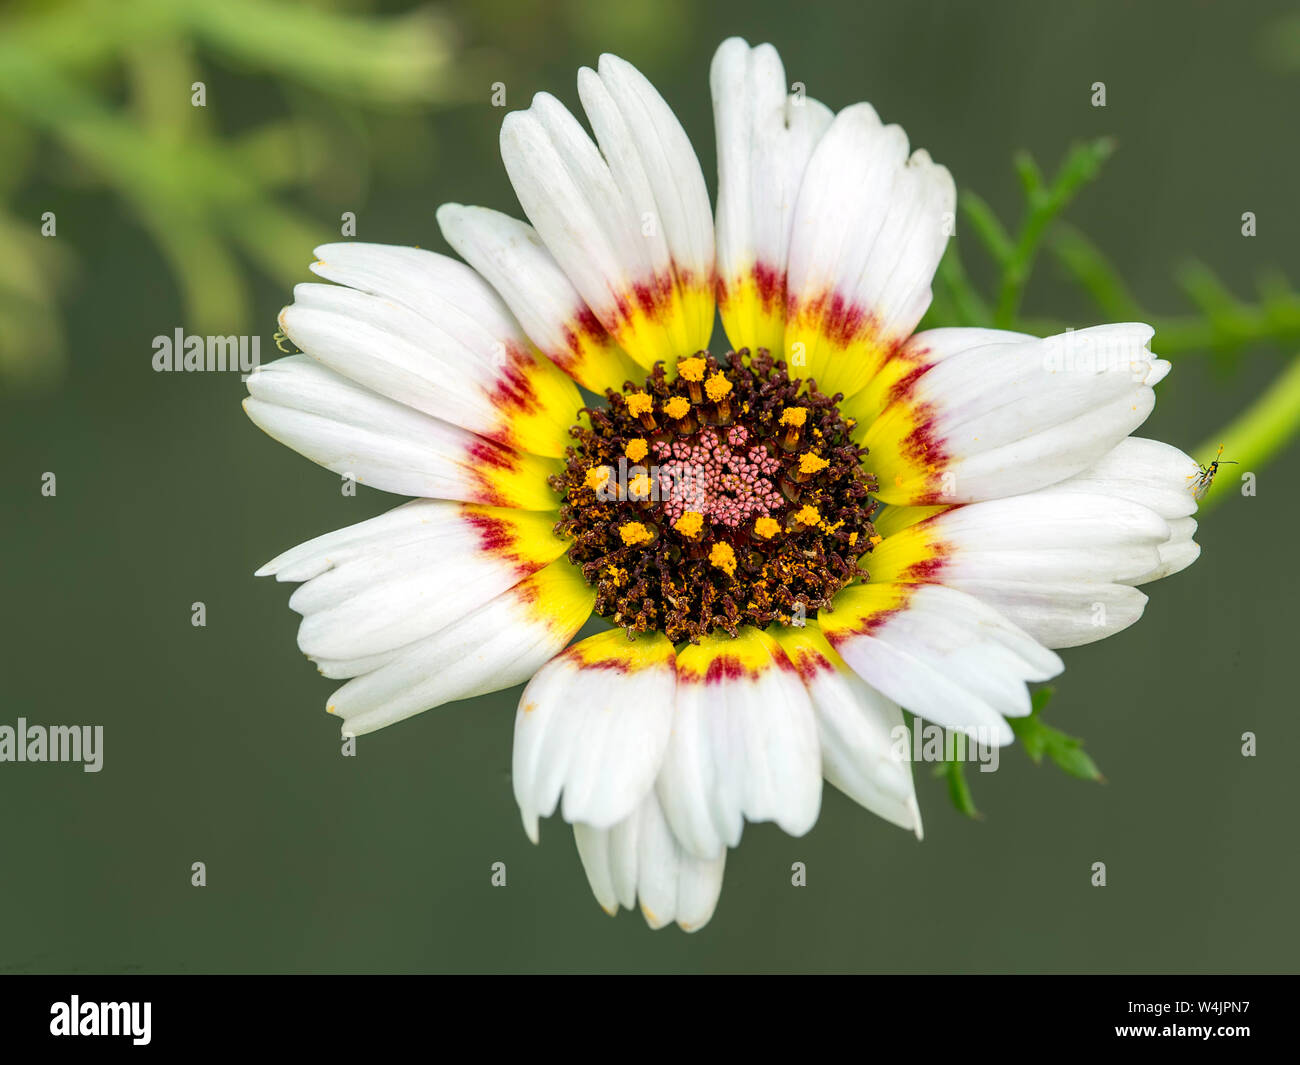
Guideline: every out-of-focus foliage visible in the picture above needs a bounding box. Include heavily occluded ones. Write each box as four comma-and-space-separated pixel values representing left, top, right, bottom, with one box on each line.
0, 0, 462, 389
1261, 11, 1300, 71
462, 0, 695, 66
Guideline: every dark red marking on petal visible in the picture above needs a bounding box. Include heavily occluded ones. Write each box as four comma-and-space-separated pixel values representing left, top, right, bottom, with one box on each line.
720, 261, 789, 316
899, 551, 951, 583
548, 304, 618, 382
717, 263, 783, 316
788, 288, 882, 350
560, 644, 638, 674
788, 647, 834, 682
825, 584, 920, 642
465, 438, 522, 507
462, 508, 517, 553
881, 359, 933, 414
635, 275, 673, 317
754, 263, 783, 314
910, 508, 954, 531
486, 341, 543, 421
896, 403, 951, 499
826, 608, 894, 642
460, 506, 547, 576
612, 273, 674, 326
467, 438, 517, 471
705, 655, 751, 683
675, 653, 750, 684
688, 644, 799, 685
608, 266, 706, 337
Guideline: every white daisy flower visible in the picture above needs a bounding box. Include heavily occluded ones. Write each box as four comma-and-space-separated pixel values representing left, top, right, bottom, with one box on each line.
245, 37, 1202, 932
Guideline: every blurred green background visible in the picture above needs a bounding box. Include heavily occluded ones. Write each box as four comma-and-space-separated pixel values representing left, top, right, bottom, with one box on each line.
2, 0, 1297, 973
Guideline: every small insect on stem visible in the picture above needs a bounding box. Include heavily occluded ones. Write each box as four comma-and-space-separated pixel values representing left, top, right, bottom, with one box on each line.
274, 329, 300, 355
1187, 443, 1238, 502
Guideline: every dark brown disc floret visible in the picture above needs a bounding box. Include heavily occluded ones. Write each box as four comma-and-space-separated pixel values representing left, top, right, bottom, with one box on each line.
550, 348, 878, 644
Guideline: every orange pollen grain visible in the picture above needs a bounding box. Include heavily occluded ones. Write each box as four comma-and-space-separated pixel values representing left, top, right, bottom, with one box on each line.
795, 504, 821, 526
626, 392, 653, 417
584, 465, 611, 491
625, 438, 649, 463
619, 522, 653, 547
674, 511, 705, 538
664, 396, 691, 419
628, 473, 653, 499
754, 516, 781, 539
705, 372, 733, 402
677, 356, 706, 382
780, 407, 807, 427
708, 542, 737, 576
798, 452, 830, 475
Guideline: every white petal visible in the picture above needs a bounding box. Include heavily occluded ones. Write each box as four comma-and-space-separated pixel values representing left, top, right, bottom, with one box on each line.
436, 204, 641, 392
656, 629, 822, 859
943, 579, 1150, 650
282, 258, 580, 457
856, 324, 1167, 504
257, 498, 456, 581
324, 558, 593, 736
785, 102, 955, 398
1030, 436, 1204, 589
309, 242, 523, 343
574, 788, 726, 932
885, 493, 1171, 587
582, 54, 714, 327
243, 355, 558, 509
500, 72, 713, 368
512, 630, 676, 842
311, 648, 404, 681
1130, 517, 1201, 584
776, 625, 922, 836
257, 501, 566, 662
502, 94, 646, 325
822, 584, 1063, 746
907, 325, 1039, 361
867, 492, 1169, 648
710, 37, 833, 354
1040, 436, 1201, 519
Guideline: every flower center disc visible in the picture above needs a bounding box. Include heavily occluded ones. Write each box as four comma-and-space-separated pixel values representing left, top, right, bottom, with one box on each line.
552, 349, 878, 643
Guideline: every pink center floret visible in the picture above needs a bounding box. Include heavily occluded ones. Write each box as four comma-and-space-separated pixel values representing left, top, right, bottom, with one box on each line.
655, 426, 784, 527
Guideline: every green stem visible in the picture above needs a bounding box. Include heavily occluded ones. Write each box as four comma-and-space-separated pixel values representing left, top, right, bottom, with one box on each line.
993, 140, 1114, 328
1193, 356, 1300, 514
935, 246, 992, 329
